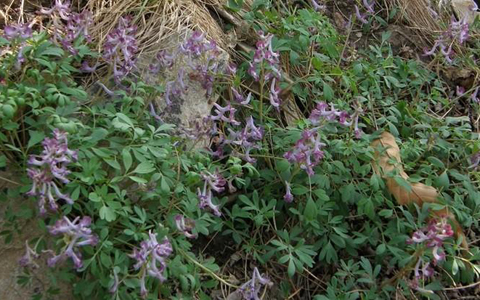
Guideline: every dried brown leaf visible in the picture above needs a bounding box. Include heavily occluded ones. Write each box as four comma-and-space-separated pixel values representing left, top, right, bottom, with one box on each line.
372, 132, 468, 249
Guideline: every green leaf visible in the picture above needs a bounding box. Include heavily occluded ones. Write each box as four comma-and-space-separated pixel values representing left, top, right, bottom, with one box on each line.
39, 47, 64, 57
129, 176, 148, 184
89, 192, 102, 202
323, 82, 334, 101
287, 258, 296, 277
227, 0, 244, 12
133, 161, 155, 174
378, 209, 393, 218
304, 197, 317, 221
427, 157, 445, 169
394, 176, 412, 192
99, 205, 116, 222
330, 234, 346, 248
376, 244, 386, 255
276, 159, 290, 172
122, 148, 132, 172
452, 258, 459, 276
435, 171, 450, 190
27, 131, 45, 149
104, 159, 121, 170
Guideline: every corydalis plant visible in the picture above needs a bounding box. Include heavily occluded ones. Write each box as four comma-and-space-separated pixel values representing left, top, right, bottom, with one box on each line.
103, 16, 138, 84
148, 31, 221, 109
197, 171, 226, 216
3, 22, 33, 70
354, 0, 375, 24
407, 218, 454, 292
285, 102, 362, 177
248, 31, 283, 108
27, 129, 77, 214
40, 0, 93, 55
233, 267, 272, 300
19, 241, 40, 269
224, 116, 264, 163
407, 218, 454, 263
423, 16, 470, 63
129, 231, 172, 298
47, 216, 98, 270
174, 215, 197, 238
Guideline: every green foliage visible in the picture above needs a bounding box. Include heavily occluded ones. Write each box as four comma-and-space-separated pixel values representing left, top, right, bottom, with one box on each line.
1, 3, 479, 300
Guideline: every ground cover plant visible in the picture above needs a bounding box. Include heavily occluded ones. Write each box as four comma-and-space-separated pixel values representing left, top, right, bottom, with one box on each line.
0, 0, 480, 299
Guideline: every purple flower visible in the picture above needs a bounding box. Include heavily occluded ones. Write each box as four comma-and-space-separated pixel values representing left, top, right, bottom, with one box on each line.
4, 23, 32, 40
309, 102, 351, 126
129, 231, 172, 298
407, 218, 454, 264
197, 171, 225, 216
210, 102, 241, 125
201, 171, 227, 193
226, 62, 237, 76
26, 129, 77, 214
249, 31, 281, 82
469, 151, 480, 169
103, 16, 138, 84
363, 0, 375, 14
224, 116, 264, 163
410, 257, 434, 291
284, 181, 294, 203
456, 86, 465, 96
19, 241, 40, 269
354, 5, 369, 24
471, 87, 479, 103
40, 0, 70, 19
80, 61, 98, 73
109, 269, 119, 294
284, 129, 326, 177
310, 0, 326, 11
269, 78, 281, 109
47, 216, 98, 270
235, 267, 272, 300
40, 0, 92, 54
174, 215, 197, 238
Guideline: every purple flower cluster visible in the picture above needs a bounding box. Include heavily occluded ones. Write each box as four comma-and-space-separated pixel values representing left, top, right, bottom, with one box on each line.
407, 218, 453, 262
284, 102, 363, 177
407, 218, 454, 289
4, 23, 32, 40
309, 101, 363, 138
235, 267, 272, 300
3, 22, 33, 70
424, 16, 470, 63
355, 0, 375, 24
210, 103, 241, 125
248, 31, 283, 109
27, 129, 77, 215
148, 31, 221, 106
284, 129, 325, 177
19, 241, 40, 269
103, 16, 138, 84
406, 218, 455, 291
224, 116, 264, 163
197, 171, 226, 216
174, 215, 197, 238
129, 231, 172, 298
47, 216, 98, 270
40, 0, 93, 55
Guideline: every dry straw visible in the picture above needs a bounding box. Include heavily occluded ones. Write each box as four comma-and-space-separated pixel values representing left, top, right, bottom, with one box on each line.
384, 0, 443, 43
